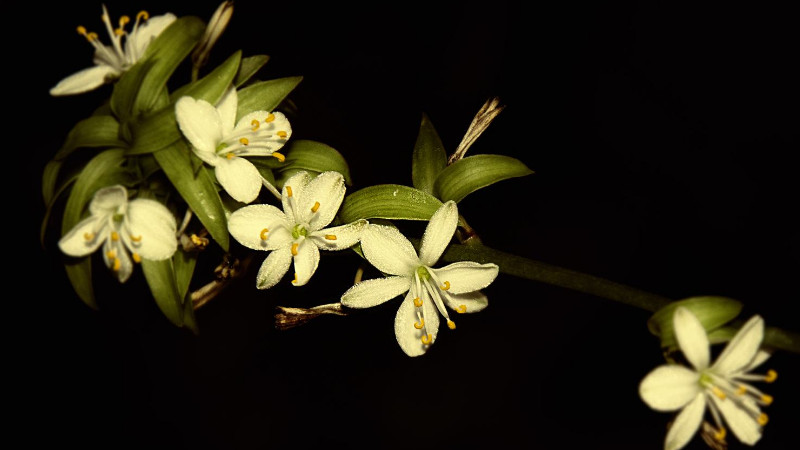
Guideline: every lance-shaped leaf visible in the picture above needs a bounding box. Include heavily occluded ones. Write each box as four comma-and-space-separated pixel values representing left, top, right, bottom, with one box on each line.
411, 113, 447, 194
127, 51, 243, 155
55, 115, 125, 161
153, 141, 229, 251
141, 258, 183, 327
434, 154, 534, 203
42, 160, 63, 207
236, 76, 302, 120
648, 296, 744, 349
234, 54, 270, 87
41, 171, 78, 247
338, 184, 443, 224
278, 140, 352, 185
174, 249, 197, 301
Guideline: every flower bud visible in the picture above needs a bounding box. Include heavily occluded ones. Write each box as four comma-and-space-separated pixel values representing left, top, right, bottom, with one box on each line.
647, 296, 743, 349
192, 1, 234, 69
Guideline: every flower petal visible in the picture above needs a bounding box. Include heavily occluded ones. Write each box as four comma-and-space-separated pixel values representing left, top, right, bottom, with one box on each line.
301, 171, 346, 231
341, 276, 411, 309
215, 158, 262, 204
711, 395, 762, 445
442, 291, 489, 313
58, 216, 106, 257
674, 307, 710, 371
175, 96, 223, 155
234, 111, 292, 156
664, 392, 706, 450
282, 171, 313, 224
418, 200, 458, 266
49, 64, 119, 96
255, 246, 292, 289
639, 365, 702, 412
309, 219, 367, 251
125, 199, 178, 260
742, 350, 771, 373
710, 315, 764, 375
127, 13, 177, 58
360, 224, 419, 276
430, 262, 499, 294
217, 87, 238, 134
291, 239, 320, 287
228, 204, 292, 251
89, 185, 127, 216
103, 239, 133, 283
394, 291, 440, 357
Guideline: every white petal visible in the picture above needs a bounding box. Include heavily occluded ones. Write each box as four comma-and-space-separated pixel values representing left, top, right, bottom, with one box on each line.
742, 350, 771, 373
89, 185, 127, 216
125, 199, 178, 260
58, 216, 106, 257
127, 13, 177, 58
418, 201, 458, 266
430, 262, 499, 294
442, 291, 489, 313
216, 87, 238, 134
639, 365, 702, 412
674, 307, 710, 371
309, 220, 367, 251
103, 239, 133, 283
664, 392, 706, 450
301, 171, 346, 231
234, 111, 292, 155
228, 204, 292, 251
175, 96, 223, 155
710, 315, 764, 375
291, 239, 320, 287
282, 171, 313, 223
49, 64, 119, 96
360, 224, 419, 276
255, 246, 293, 289
340, 276, 412, 309
710, 395, 762, 445
394, 291, 440, 357
215, 158, 262, 204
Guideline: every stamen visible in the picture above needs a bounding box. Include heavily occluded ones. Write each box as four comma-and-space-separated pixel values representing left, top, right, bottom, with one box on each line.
190, 234, 209, 247
112, 258, 121, 271
765, 370, 777, 383
77, 26, 96, 41
83, 232, 94, 241
414, 319, 424, 330
260, 228, 269, 240
421, 334, 433, 345
447, 320, 456, 330
736, 385, 747, 396
226, 152, 235, 159
251, 119, 260, 131
111, 231, 120, 241
457, 305, 467, 314
440, 281, 451, 290
286, 186, 293, 197
265, 113, 275, 123
711, 386, 727, 400
291, 243, 299, 256
713, 427, 726, 442
130, 234, 142, 242
277, 131, 288, 139
114, 28, 125, 36
324, 235, 337, 240
760, 394, 773, 405
758, 413, 769, 426
137, 11, 149, 21
311, 201, 320, 213
413, 297, 423, 307
292, 273, 298, 284
239, 137, 249, 145
106, 250, 116, 259
119, 15, 130, 27
132, 253, 141, 263
271, 152, 286, 162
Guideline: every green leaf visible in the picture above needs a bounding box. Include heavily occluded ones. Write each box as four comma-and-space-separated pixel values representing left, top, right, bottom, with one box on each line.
127, 50, 243, 155
280, 140, 352, 185
41, 172, 78, 247
235, 54, 270, 87
141, 258, 183, 327
110, 59, 153, 122
236, 76, 303, 119
42, 160, 62, 206
338, 184, 443, 224
64, 260, 96, 310
411, 113, 447, 194
55, 115, 125, 161
174, 249, 197, 300
182, 295, 200, 334
153, 141, 229, 251
647, 296, 744, 349
434, 154, 534, 203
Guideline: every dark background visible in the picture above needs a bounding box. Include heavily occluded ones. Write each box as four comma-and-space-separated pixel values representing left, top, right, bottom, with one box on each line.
17, 0, 798, 449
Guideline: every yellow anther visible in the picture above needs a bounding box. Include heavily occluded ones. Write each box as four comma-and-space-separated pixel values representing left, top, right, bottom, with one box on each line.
286, 186, 293, 197
130, 234, 142, 242
713, 427, 726, 442
137, 11, 149, 21
260, 228, 269, 240
311, 201, 320, 213
111, 231, 120, 242
105, 250, 116, 260
114, 28, 125, 36
83, 232, 94, 241
292, 273, 298, 283
325, 235, 337, 240
265, 113, 275, 123
421, 334, 433, 345
272, 152, 286, 162
414, 319, 424, 330
86, 32, 99, 41
711, 386, 726, 400
251, 119, 260, 131
761, 394, 773, 405
291, 243, 299, 256
736, 385, 747, 396
132, 253, 141, 264
765, 370, 777, 383
440, 281, 451, 291
226, 152, 235, 160
239, 137, 249, 145
447, 320, 456, 330
77, 25, 88, 36
277, 131, 288, 139
758, 413, 769, 426
457, 305, 467, 313
112, 258, 121, 272
190, 234, 208, 247
413, 297, 423, 307
119, 16, 130, 27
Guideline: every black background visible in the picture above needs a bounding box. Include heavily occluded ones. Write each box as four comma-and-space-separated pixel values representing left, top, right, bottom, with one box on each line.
17, 0, 799, 449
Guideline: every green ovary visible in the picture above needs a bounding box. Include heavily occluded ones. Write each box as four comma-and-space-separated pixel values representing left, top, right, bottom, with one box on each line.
292, 224, 308, 239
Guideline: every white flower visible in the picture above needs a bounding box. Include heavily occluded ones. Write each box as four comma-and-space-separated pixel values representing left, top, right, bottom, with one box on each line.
50, 5, 176, 96
175, 88, 291, 203
639, 306, 777, 450
340, 200, 499, 357
58, 185, 178, 283
228, 171, 366, 289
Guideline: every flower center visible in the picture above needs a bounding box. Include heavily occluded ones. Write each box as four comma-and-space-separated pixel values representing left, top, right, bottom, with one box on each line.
292, 224, 308, 239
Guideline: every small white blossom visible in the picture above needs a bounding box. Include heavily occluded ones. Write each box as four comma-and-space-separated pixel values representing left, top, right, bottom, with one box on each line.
50, 5, 176, 96
341, 201, 499, 356
639, 307, 777, 450
228, 171, 366, 289
175, 88, 291, 204
58, 185, 178, 282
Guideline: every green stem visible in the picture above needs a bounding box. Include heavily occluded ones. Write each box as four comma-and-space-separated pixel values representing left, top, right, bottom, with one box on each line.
440, 242, 800, 354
